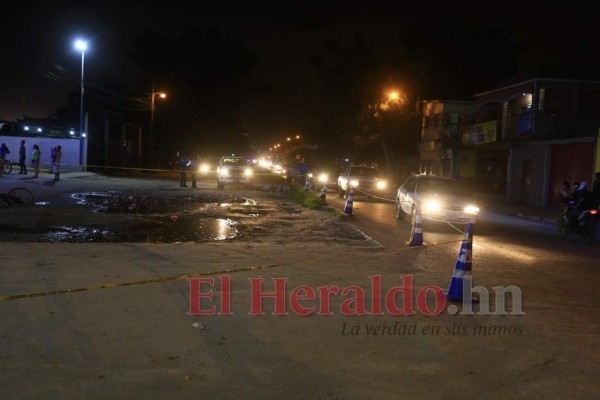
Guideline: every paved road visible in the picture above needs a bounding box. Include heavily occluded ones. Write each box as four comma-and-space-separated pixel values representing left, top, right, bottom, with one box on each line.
1, 170, 599, 399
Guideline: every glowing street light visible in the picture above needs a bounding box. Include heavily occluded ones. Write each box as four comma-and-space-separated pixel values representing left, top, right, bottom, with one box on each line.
150, 86, 167, 142
74, 38, 88, 168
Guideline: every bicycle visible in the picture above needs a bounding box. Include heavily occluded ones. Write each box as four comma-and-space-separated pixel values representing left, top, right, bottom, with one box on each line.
0, 187, 34, 208
1, 158, 13, 174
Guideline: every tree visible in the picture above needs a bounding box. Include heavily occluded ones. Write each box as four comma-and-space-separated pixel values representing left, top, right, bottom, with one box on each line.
307, 13, 520, 176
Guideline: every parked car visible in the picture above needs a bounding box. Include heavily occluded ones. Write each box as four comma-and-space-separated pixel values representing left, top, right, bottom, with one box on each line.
395, 174, 480, 224
216, 155, 254, 189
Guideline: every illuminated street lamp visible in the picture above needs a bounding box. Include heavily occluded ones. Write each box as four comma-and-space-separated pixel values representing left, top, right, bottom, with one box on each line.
74, 38, 87, 167
150, 86, 167, 142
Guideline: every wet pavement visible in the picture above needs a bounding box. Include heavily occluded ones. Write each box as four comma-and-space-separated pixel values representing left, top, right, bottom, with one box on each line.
0, 171, 367, 245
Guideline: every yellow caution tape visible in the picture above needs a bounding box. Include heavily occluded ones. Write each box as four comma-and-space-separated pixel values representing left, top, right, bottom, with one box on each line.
0, 262, 293, 302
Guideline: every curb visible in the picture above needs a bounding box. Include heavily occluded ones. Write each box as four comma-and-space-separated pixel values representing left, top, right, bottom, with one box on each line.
516, 213, 559, 224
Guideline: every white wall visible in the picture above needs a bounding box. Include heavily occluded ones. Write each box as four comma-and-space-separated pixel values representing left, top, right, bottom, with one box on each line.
0, 136, 84, 171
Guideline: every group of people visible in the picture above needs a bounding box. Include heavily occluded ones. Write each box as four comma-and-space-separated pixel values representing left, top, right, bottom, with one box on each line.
0, 141, 61, 180
560, 173, 600, 228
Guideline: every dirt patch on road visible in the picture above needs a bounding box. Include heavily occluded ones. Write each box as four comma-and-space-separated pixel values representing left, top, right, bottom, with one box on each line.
0, 190, 370, 246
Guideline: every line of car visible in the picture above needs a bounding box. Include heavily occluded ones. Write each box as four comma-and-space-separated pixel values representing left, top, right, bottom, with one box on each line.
195, 155, 481, 225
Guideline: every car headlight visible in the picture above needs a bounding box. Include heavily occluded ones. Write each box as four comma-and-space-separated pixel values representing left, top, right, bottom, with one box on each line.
464, 205, 480, 215
376, 181, 386, 189
350, 180, 359, 187
423, 200, 441, 212
200, 164, 210, 173
219, 167, 229, 176
318, 173, 328, 183
244, 168, 253, 176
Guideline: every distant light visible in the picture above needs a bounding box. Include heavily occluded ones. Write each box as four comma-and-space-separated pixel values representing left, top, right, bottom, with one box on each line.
74, 39, 88, 52
69, 130, 75, 135
82, 133, 87, 138
24, 126, 29, 131
37, 127, 42, 132
158, 93, 166, 98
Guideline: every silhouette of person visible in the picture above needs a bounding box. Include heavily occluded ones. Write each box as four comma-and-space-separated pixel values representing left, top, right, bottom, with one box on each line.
18, 140, 27, 174
179, 154, 190, 187
31, 145, 41, 178
52, 145, 62, 181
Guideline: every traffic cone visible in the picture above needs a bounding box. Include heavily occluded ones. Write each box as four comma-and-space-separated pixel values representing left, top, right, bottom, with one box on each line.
320, 184, 327, 200
305, 176, 310, 192
446, 223, 478, 303
407, 203, 423, 246
343, 188, 354, 215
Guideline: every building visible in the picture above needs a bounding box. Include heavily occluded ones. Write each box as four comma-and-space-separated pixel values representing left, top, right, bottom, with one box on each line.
418, 100, 476, 179
420, 76, 600, 207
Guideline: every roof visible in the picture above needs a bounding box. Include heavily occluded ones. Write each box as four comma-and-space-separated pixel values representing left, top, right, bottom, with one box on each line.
478, 63, 600, 96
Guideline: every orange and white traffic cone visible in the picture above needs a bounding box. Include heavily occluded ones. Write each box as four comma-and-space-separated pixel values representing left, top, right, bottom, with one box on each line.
407, 203, 423, 246
343, 188, 354, 215
446, 222, 477, 303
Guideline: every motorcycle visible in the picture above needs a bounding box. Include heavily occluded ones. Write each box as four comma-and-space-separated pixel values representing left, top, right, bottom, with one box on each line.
557, 200, 599, 244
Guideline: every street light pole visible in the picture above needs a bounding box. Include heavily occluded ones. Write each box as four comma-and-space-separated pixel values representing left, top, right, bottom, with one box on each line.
150, 82, 156, 144
149, 83, 166, 165
74, 39, 87, 169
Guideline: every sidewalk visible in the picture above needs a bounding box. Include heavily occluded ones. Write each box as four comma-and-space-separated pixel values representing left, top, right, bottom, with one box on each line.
474, 192, 562, 224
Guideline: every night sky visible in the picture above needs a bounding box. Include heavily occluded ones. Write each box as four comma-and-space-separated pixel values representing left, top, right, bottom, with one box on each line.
2, 1, 599, 144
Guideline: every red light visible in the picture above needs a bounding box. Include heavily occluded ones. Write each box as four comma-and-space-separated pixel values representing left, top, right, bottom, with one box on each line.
591, 209, 598, 215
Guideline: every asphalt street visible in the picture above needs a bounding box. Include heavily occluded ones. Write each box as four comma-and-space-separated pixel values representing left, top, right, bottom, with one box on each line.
0, 169, 598, 399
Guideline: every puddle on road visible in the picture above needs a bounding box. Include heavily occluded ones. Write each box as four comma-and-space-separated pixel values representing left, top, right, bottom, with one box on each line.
44, 217, 239, 243
0, 192, 255, 243
70, 192, 252, 214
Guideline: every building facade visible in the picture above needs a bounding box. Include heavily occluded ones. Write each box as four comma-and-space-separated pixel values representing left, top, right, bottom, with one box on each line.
420, 78, 600, 207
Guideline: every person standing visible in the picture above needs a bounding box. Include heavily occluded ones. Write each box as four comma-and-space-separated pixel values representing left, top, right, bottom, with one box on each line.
31, 145, 41, 178
18, 140, 27, 174
189, 157, 198, 188
0, 143, 10, 176
179, 154, 190, 187
52, 145, 62, 181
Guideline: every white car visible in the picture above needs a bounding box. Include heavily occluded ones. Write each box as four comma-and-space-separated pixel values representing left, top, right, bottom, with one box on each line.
216, 155, 254, 189
396, 175, 480, 224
